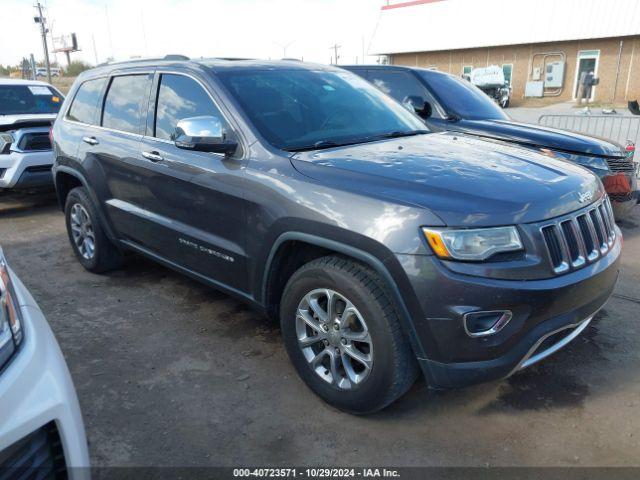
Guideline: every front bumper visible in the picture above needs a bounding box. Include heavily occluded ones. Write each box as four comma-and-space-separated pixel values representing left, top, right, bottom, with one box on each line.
396, 232, 621, 389
0, 270, 89, 476
0, 150, 54, 189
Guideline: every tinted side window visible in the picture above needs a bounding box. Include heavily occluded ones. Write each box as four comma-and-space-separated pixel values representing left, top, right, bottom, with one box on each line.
102, 75, 151, 134
368, 71, 428, 103
155, 74, 225, 140
67, 78, 107, 124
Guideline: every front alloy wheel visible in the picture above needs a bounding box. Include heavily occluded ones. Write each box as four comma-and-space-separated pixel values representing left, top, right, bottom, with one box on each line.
296, 288, 373, 389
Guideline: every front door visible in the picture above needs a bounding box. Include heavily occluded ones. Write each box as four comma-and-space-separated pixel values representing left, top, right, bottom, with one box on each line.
573, 51, 599, 100
134, 72, 249, 293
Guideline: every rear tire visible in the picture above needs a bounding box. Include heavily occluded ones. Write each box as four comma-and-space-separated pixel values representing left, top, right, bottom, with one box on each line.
280, 255, 419, 414
64, 187, 123, 273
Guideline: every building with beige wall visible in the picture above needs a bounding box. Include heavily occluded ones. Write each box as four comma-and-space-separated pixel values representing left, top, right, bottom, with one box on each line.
370, 0, 640, 107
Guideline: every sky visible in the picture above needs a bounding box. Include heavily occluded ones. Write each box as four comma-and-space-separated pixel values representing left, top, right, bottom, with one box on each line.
0, 0, 386, 67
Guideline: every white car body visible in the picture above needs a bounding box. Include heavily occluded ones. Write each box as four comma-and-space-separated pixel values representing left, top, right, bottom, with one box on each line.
0, 251, 89, 477
36, 68, 62, 77
0, 79, 61, 190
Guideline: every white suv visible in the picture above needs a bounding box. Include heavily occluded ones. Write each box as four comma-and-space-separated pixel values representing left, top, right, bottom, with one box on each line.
0, 247, 89, 476
0, 79, 64, 191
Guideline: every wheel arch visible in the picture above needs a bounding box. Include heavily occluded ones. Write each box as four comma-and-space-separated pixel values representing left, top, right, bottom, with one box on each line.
54, 166, 118, 242
261, 232, 427, 360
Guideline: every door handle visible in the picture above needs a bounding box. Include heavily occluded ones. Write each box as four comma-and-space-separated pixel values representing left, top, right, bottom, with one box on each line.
82, 136, 99, 145
142, 151, 164, 162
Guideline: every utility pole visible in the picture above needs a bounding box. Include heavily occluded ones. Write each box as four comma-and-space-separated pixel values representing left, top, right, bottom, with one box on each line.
29, 55, 37, 80
275, 40, 295, 59
34, 2, 52, 84
92, 35, 99, 65
329, 43, 341, 65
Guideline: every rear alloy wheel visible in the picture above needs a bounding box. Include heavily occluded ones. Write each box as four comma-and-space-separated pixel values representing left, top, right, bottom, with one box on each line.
69, 203, 96, 260
296, 288, 373, 390
64, 187, 123, 273
280, 256, 419, 414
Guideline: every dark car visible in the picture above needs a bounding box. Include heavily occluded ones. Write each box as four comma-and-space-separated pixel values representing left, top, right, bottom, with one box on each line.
344, 65, 638, 219
52, 58, 620, 414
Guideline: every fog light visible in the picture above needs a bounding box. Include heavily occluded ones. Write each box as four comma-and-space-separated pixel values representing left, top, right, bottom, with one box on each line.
463, 310, 512, 337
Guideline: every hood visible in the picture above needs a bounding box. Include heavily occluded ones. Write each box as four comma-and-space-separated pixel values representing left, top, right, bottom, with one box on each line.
291, 132, 603, 227
454, 119, 625, 158
0, 114, 57, 131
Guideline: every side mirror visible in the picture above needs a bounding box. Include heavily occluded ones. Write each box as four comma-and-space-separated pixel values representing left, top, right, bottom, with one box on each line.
403, 95, 432, 119
173, 116, 238, 155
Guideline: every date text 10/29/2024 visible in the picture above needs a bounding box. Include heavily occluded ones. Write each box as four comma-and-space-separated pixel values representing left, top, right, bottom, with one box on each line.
233, 468, 401, 478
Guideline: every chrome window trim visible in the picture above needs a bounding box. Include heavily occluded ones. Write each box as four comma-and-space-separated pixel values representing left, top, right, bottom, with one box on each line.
61, 119, 144, 140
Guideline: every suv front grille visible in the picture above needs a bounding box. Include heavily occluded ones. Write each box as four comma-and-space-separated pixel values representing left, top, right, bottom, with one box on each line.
16, 132, 51, 152
0, 422, 67, 479
540, 196, 616, 274
606, 157, 636, 174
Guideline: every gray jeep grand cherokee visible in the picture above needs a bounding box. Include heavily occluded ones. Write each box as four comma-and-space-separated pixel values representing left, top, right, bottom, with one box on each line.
52, 58, 620, 413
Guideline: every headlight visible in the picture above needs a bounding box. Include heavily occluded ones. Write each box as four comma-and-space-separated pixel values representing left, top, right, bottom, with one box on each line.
0, 133, 13, 154
422, 226, 523, 261
0, 248, 23, 371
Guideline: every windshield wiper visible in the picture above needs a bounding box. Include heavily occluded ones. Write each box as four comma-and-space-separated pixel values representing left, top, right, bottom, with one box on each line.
445, 113, 461, 122
285, 139, 359, 152
285, 130, 429, 153
371, 130, 429, 140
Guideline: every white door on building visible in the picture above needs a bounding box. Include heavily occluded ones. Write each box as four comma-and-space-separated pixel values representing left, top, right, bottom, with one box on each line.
573, 50, 600, 101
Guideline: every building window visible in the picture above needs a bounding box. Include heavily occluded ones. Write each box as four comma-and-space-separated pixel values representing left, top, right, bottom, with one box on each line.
462, 65, 473, 76
502, 64, 513, 86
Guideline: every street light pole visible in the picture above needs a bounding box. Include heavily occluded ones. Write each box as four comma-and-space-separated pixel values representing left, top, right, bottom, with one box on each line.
34, 2, 52, 84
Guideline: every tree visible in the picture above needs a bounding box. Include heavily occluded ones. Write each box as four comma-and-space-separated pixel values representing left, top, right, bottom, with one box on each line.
65, 61, 92, 77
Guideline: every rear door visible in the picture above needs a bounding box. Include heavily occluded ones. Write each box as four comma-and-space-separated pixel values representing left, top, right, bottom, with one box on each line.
94, 71, 154, 237
129, 71, 249, 293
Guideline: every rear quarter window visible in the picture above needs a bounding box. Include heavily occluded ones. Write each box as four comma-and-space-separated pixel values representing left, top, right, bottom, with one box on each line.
67, 77, 107, 125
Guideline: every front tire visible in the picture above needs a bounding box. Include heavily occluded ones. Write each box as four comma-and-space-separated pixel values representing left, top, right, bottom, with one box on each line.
64, 187, 123, 273
280, 256, 419, 414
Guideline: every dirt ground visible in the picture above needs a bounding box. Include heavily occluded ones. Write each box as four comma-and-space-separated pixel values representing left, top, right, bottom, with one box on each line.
1, 190, 639, 468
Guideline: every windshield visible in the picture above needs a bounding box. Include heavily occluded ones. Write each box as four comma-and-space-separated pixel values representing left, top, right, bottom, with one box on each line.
418, 71, 508, 121
218, 69, 427, 151
0, 84, 62, 115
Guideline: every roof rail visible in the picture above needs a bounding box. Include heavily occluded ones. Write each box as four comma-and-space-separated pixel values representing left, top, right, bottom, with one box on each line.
96, 55, 190, 67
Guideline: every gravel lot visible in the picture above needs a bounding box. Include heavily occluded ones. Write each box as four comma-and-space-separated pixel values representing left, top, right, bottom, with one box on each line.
1, 190, 640, 468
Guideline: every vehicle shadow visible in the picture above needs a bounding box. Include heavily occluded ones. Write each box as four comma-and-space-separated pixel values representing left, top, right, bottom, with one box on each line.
102, 254, 282, 343
376, 308, 627, 419
0, 190, 59, 218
